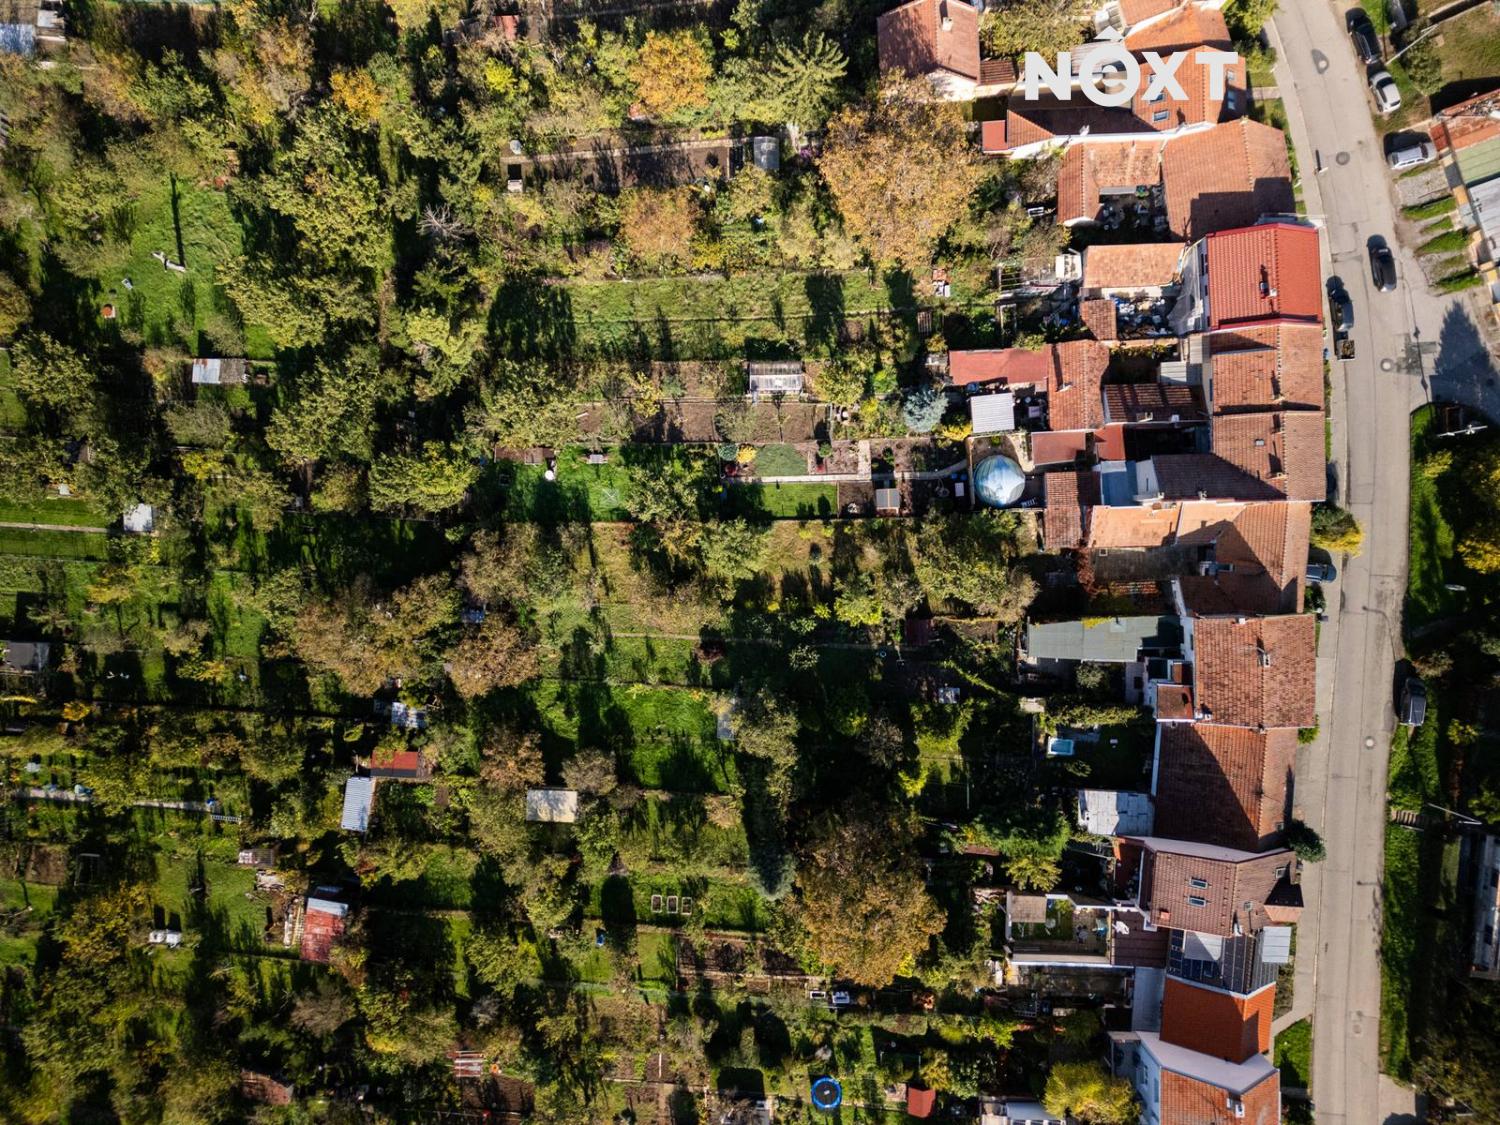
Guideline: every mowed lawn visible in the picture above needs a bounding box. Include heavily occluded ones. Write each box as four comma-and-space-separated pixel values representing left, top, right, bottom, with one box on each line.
102, 180, 274, 358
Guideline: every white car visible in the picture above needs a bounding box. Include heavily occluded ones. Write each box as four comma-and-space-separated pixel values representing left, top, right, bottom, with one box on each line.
1370, 70, 1401, 113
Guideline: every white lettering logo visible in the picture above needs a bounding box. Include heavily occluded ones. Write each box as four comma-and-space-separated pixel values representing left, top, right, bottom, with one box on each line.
1020, 48, 1241, 106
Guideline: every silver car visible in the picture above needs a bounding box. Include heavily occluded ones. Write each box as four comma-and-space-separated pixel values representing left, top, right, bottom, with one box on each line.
1370, 70, 1401, 113
1387, 139, 1434, 169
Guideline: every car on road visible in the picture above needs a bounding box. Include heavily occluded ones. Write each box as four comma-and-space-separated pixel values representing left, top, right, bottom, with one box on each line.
1329, 285, 1355, 330
1307, 561, 1338, 584
1399, 677, 1427, 727
1370, 69, 1401, 113
1369, 241, 1397, 291
1346, 9, 1381, 64
1387, 138, 1436, 170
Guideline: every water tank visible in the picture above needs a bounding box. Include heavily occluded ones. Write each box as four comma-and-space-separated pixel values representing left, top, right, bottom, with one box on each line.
973, 454, 1026, 508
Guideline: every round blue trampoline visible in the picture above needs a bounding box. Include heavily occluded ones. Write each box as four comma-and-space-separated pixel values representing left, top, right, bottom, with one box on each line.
810, 1076, 843, 1111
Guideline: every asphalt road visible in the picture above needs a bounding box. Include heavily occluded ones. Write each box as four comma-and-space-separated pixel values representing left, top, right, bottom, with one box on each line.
1270, 4, 1500, 1123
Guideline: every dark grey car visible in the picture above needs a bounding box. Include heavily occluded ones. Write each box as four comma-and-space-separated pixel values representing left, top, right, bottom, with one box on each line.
1369, 243, 1397, 291
1346, 10, 1380, 64
1399, 678, 1427, 727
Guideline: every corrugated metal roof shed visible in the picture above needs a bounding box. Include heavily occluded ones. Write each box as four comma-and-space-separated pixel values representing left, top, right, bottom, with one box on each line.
1026, 615, 1181, 662
1457, 137, 1500, 187
969, 391, 1016, 434
341, 776, 373, 832
1076, 788, 1155, 836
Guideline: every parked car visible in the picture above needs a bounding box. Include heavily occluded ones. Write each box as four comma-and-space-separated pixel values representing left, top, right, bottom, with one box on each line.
1387, 138, 1436, 170
1330, 286, 1355, 330
1369, 242, 1398, 291
1306, 561, 1338, 584
1399, 677, 1427, 727
1347, 9, 1381, 64
1370, 70, 1401, 113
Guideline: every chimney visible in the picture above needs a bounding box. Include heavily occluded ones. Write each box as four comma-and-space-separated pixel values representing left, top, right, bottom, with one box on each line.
940, 0, 953, 30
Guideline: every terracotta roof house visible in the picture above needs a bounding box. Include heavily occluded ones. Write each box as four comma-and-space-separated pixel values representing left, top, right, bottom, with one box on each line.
1161, 119, 1295, 240
991, 48, 1246, 157
300, 897, 349, 964
1143, 454, 1284, 501
1167, 924, 1292, 995
1173, 500, 1311, 615
1209, 410, 1326, 501
877, 0, 982, 100
1081, 297, 1121, 341
1122, 1, 1231, 53
1203, 222, 1323, 329
1102, 383, 1205, 425
1130, 836, 1297, 935
906, 1083, 938, 1118
1114, 1029, 1282, 1125
1089, 503, 1183, 549
1081, 242, 1186, 297
1191, 613, 1316, 729
1043, 470, 1101, 549
1203, 321, 1325, 414
1160, 975, 1274, 1061
947, 342, 1108, 431
368, 746, 432, 781
1153, 724, 1296, 851
1055, 138, 1168, 226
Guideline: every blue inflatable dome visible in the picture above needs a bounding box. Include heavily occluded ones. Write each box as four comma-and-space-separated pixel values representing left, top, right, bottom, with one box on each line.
973, 454, 1026, 508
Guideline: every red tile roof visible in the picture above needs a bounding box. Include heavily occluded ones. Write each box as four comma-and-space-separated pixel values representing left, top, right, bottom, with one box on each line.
1124, 1, 1231, 52
1175, 500, 1311, 615
1081, 297, 1120, 341
1150, 454, 1284, 501
1090, 503, 1182, 548
877, 0, 981, 83
1206, 322, 1326, 414
1044, 470, 1100, 549
1056, 138, 1168, 224
1161, 977, 1275, 1061
1031, 429, 1091, 466
300, 902, 347, 964
1048, 340, 1111, 431
1193, 614, 1316, 729
1084, 242, 1186, 291
979, 57, 1018, 87
1138, 839, 1295, 935
1429, 87, 1500, 153
1159, 1065, 1280, 1125
1103, 383, 1205, 424
906, 1084, 937, 1117
1210, 411, 1326, 501
1205, 223, 1323, 328
999, 42, 1247, 151
948, 347, 1052, 387
1154, 724, 1297, 851
1163, 119, 1295, 240
980, 118, 1008, 153
1119, 0, 1181, 26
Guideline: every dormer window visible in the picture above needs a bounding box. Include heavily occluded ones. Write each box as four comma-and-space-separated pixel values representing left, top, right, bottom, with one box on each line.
1189, 877, 1209, 889
1187, 895, 1208, 907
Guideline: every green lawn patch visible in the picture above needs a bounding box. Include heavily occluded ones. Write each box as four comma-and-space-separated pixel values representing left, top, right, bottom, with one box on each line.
1416, 229, 1468, 255
1275, 1018, 1312, 1089
364, 846, 477, 911
103, 180, 274, 358
587, 873, 771, 932
1428, 8, 1500, 90
1402, 196, 1457, 221
0, 529, 114, 560
749, 443, 808, 477
1406, 406, 1459, 628
1436, 269, 1483, 293
0, 497, 112, 528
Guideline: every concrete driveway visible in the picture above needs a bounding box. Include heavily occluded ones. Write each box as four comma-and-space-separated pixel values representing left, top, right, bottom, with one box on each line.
1265, 3, 1500, 1123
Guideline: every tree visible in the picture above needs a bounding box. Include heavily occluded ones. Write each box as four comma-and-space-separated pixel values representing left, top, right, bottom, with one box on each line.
448, 615, 540, 699
833, 572, 884, 628
266, 356, 379, 470
1223, 0, 1280, 39
764, 33, 846, 134
629, 30, 713, 118
1042, 1061, 1137, 1124
563, 748, 618, 795
815, 353, 872, 406
818, 79, 983, 266
368, 443, 478, 513
1311, 503, 1363, 554
900, 385, 947, 434
9, 331, 94, 422
913, 512, 1036, 621
468, 362, 579, 452
980, 0, 1091, 58
0, 272, 31, 342
699, 519, 770, 589
1284, 819, 1325, 863
618, 187, 699, 269
793, 813, 943, 986
1460, 518, 1500, 574
404, 306, 487, 398
1006, 852, 1061, 891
